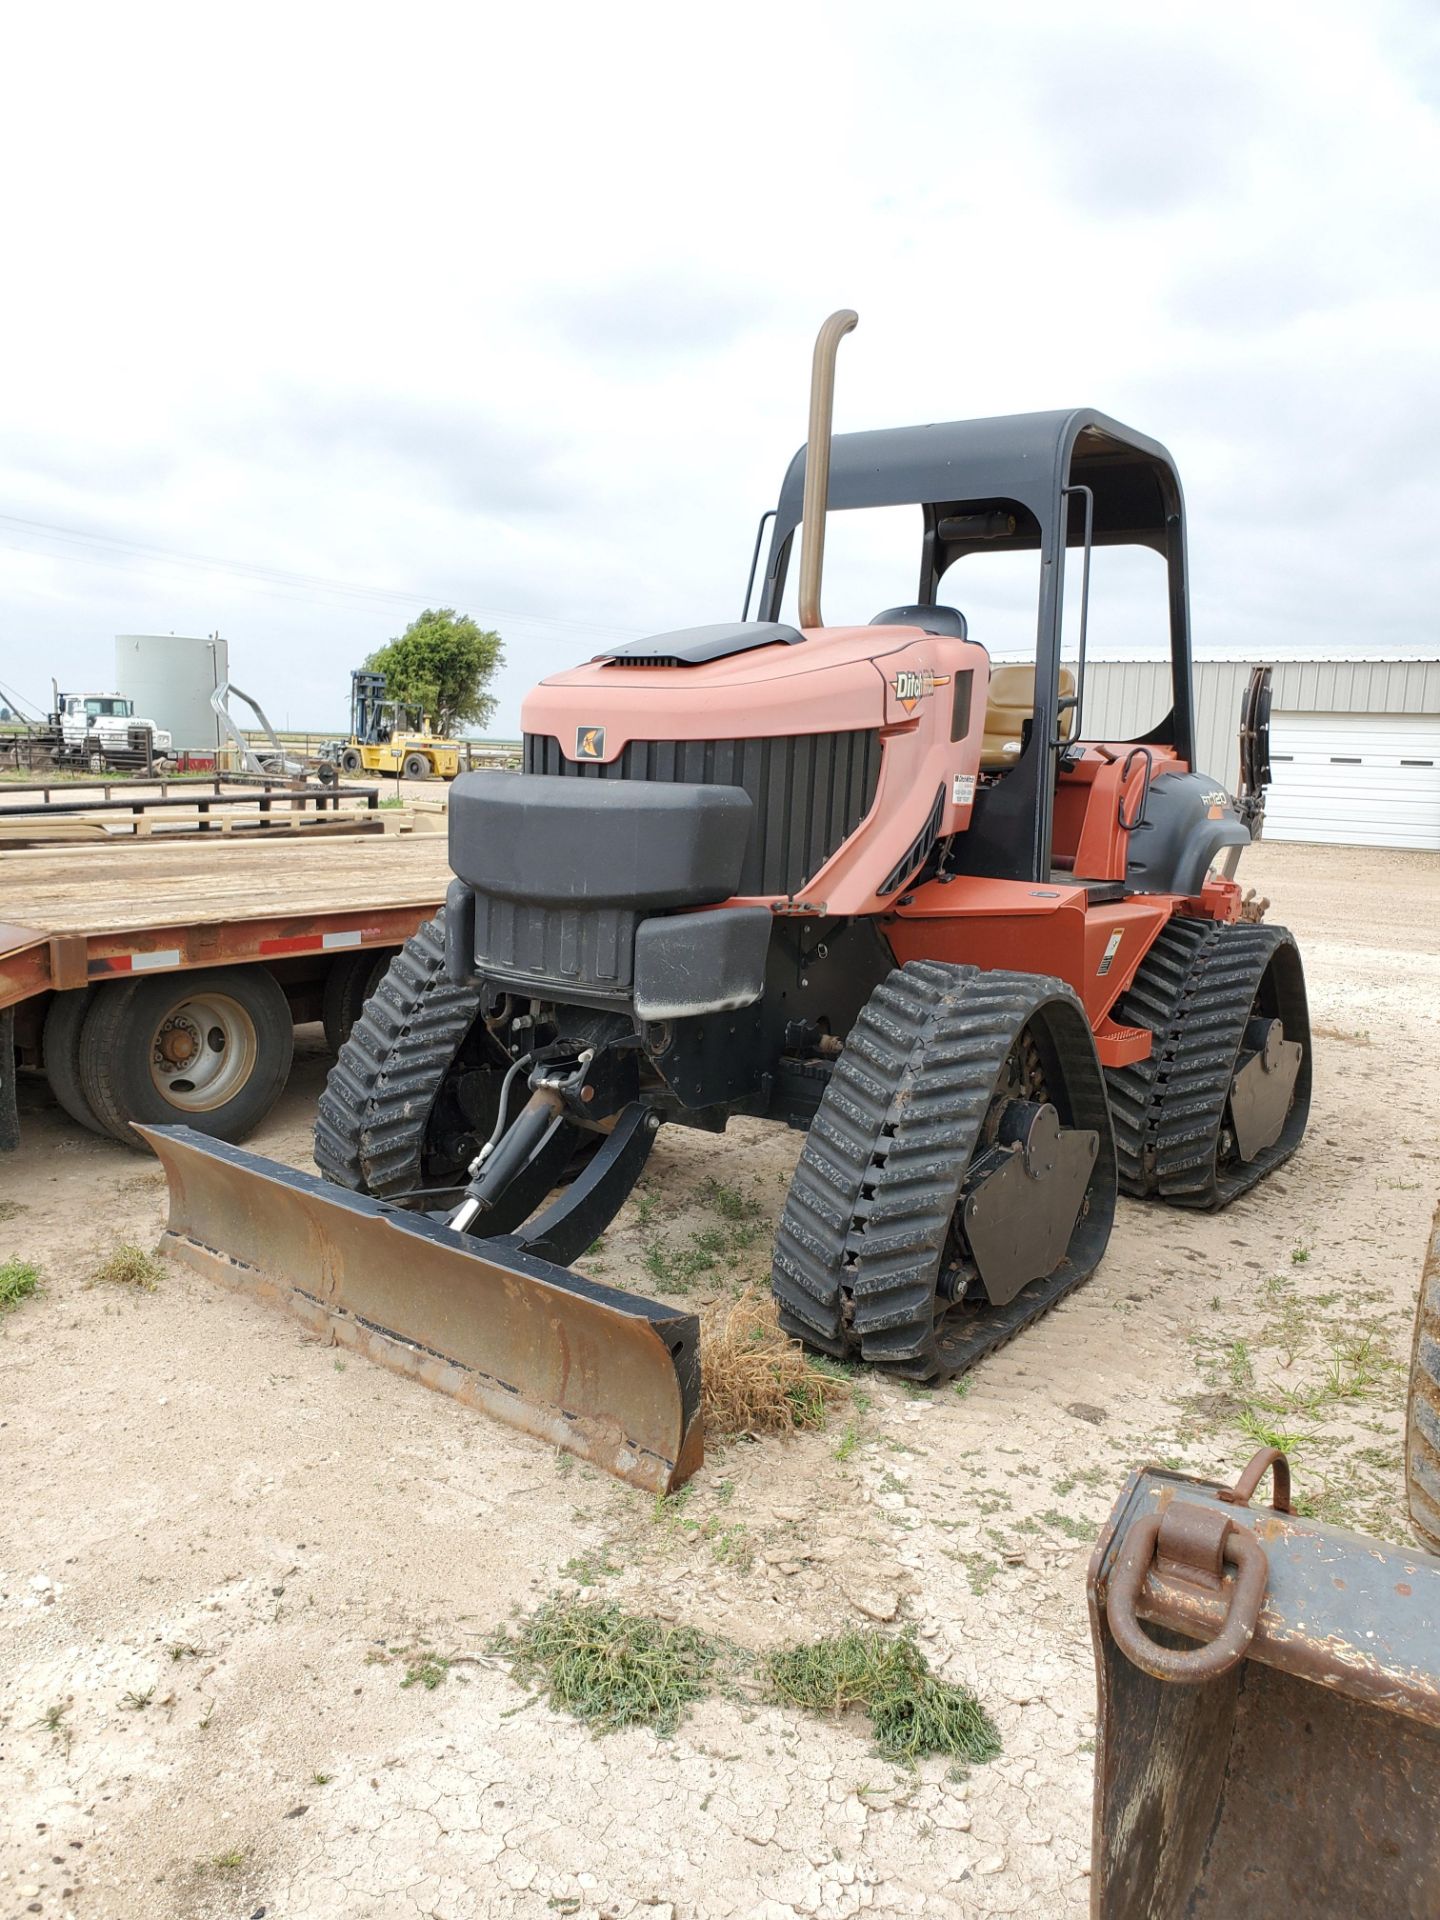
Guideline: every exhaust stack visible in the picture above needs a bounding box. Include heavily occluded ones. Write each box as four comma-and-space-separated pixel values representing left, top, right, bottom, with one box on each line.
797, 308, 858, 630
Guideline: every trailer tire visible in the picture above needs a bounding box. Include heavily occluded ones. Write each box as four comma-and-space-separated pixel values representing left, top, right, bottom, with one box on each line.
321, 950, 393, 1054
402, 752, 429, 780
77, 967, 295, 1149
42, 988, 110, 1135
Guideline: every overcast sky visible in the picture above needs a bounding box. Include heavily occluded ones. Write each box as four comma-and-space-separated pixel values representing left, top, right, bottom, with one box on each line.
2, 2, 1437, 737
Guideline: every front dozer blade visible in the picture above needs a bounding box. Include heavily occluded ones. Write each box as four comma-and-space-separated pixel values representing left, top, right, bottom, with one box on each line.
138, 1123, 703, 1495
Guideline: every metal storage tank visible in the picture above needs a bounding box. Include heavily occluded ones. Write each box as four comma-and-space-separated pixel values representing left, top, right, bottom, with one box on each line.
114, 633, 229, 754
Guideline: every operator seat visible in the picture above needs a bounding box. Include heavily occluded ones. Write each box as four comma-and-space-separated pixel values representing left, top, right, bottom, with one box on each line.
980, 665, 1077, 769
869, 604, 969, 639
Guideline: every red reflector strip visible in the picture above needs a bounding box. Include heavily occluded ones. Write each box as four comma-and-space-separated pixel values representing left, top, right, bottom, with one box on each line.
256, 929, 375, 957
89, 948, 183, 976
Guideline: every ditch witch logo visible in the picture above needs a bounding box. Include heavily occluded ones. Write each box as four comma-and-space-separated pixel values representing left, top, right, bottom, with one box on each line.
575, 725, 606, 760
891, 666, 950, 714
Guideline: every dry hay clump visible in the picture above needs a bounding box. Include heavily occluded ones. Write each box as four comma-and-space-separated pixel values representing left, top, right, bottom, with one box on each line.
700, 1288, 849, 1439
88, 1243, 164, 1290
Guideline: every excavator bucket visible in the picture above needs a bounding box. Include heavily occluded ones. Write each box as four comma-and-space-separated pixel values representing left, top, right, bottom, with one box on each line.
1087, 1452, 1440, 1919
138, 1123, 703, 1495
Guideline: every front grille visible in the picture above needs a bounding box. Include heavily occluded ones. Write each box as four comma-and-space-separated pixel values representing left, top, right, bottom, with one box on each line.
522, 730, 883, 897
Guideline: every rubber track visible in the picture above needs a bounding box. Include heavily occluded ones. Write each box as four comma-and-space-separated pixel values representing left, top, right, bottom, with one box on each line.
1406, 1202, 1440, 1553
772, 960, 1113, 1383
313, 912, 484, 1199
1104, 918, 1217, 1195
1106, 919, 1310, 1210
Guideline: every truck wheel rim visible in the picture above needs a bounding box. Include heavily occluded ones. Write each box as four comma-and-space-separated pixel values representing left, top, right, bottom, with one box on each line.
148, 993, 259, 1111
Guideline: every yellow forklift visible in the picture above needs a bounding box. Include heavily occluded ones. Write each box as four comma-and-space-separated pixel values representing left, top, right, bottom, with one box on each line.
324, 670, 462, 781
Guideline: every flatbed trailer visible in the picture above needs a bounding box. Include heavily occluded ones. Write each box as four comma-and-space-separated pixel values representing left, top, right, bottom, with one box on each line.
0, 834, 453, 1149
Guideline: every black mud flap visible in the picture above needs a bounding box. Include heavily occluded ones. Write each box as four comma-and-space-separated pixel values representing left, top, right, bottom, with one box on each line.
138, 1124, 703, 1495
0, 1008, 17, 1151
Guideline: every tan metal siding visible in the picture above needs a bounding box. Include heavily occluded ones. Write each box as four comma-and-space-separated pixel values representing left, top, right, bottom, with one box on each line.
1084, 660, 1440, 796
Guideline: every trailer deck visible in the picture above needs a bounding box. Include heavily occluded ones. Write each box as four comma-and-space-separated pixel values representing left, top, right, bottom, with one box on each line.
1, 834, 453, 1009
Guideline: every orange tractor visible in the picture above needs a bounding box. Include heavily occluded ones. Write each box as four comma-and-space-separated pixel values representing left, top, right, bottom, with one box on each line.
146, 312, 1310, 1489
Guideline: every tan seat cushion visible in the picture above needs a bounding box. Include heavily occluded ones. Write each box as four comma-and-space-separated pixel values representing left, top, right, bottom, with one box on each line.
980, 664, 1076, 770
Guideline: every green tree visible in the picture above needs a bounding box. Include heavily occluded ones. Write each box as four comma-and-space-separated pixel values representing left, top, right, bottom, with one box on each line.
364, 609, 504, 735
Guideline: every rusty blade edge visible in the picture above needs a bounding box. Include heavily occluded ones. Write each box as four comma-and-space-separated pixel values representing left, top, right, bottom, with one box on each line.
141, 1123, 704, 1498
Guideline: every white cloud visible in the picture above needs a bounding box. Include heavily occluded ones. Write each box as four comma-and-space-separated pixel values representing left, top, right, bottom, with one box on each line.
1, 0, 1436, 734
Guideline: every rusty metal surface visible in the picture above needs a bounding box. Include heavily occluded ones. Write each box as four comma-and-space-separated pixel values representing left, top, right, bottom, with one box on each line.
140, 1123, 703, 1496
1217, 1443, 1291, 1513
1088, 1459, 1440, 1918
0, 903, 439, 1012
1105, 1502, 1268, 1685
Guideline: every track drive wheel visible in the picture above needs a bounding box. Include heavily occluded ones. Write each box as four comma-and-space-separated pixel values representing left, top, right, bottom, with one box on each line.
1105, 918, 1310, 1209
772, 961, 1117, 1383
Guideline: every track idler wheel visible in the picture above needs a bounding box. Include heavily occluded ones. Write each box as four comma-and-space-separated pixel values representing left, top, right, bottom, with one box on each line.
1228, 1017, 1303, 1163
772, 961, 1117, 1383
962, 1101, 1100, 1308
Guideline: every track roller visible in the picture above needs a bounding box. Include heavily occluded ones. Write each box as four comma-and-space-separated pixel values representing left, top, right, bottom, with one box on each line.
1106, 918, 1310, 1209
771, 960, 1116, 1383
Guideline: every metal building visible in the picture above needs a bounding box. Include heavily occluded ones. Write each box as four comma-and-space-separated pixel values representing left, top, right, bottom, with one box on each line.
1083, 657, 1440, 851
114, 633, 230, 755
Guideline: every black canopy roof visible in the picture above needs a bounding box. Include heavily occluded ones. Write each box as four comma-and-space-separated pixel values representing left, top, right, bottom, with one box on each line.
753, 406, 1196, 884
763, 408, 1185, 573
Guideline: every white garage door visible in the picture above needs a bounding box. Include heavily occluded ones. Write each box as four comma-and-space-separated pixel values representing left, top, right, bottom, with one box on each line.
1265, 710, 1440, 849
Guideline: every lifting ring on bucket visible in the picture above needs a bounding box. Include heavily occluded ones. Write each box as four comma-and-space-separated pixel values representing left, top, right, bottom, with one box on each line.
1105, 1503, 1269, 1685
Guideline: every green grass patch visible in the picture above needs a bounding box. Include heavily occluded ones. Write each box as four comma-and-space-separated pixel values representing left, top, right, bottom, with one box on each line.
945, 1550, 1000, 1596
700, 1178, 764, 1224
89, 1244, 163, 1290
400, 1653, 451, 1691
499, 1598, 718, 1736
764, 1629, 1001, 1764
561, 1545, 622, 1587
1039, 1506, 1098, 1543
0, 1258, 40, 1313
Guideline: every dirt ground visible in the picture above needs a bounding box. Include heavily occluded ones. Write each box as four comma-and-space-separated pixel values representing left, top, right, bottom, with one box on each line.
3, 842, 1438, 1920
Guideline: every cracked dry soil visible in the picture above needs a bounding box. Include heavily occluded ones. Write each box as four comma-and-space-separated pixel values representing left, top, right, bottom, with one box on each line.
2, 843, 1438, 1919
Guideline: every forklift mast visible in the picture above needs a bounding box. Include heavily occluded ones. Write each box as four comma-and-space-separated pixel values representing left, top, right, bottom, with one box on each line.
350, 670, 388, 745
